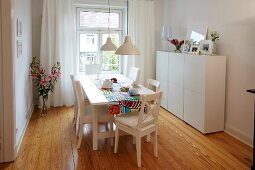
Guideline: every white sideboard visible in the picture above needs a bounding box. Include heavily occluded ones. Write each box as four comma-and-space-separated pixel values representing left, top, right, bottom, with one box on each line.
156, 51, 226, 134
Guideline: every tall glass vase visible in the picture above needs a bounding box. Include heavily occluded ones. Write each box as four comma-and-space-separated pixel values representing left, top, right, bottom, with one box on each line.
212, 42, 216, 55
42, 98, 48, 116
161, 25, 171, 51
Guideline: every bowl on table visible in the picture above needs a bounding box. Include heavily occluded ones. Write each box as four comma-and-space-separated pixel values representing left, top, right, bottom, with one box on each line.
120, 87, 129, 92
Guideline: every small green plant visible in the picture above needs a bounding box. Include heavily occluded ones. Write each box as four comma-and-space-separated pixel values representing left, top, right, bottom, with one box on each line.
210, 31, 220, 42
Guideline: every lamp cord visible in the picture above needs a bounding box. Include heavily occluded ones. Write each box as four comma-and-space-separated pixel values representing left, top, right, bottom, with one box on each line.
108, 0, 110, 35
127, 0, 129, 35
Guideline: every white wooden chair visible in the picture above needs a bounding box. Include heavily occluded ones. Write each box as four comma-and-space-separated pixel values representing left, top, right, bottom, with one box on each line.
74, 80, 114, 149
147, 79, 160, 92
128, 67, 140, 83
70, 74, 79, 135
70, 74, 91, 137
114, 91, 162, 167
145, 79, 160, 142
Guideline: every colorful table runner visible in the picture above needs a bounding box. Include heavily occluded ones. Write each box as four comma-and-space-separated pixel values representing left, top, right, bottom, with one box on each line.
94, 80, 141, 115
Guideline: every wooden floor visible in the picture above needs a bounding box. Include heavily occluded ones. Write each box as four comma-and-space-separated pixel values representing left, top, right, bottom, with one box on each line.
0, 107, 252, 169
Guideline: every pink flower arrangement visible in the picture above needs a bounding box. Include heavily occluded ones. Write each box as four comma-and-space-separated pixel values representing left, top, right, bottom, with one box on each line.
168, 38, 184, 52
30, 57, 61, 101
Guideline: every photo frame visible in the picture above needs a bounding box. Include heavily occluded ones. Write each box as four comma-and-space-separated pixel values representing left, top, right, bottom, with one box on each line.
17, 40, 22, 58
17, 19, 22, 37
200, 40, 213, 55
189, 44, 200, 55
187, 25, 207, 45
182, 39, 192, 53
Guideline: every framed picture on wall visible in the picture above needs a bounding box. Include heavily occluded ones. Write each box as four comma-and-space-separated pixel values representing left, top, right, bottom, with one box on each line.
200, 40, 213, 55
16, 19, 22, 37
182, 39, 192, 53
17, 40, 22, 58
189, 44, 200, 55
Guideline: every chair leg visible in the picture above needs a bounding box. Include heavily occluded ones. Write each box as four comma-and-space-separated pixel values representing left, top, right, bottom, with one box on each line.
146, 134, 150, 142
76, 121, 79, 137
73, 109, 76, 125
114, 127, 119, 153
74, 104, 77, 124
110, 122, 114, 146
153, 131, 158, 157
136, 136, 141, 167
77, 124, 83, 149
133, 136, 136, 144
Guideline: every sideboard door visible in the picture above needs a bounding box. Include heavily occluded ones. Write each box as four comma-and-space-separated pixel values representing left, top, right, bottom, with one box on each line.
156, 51, 169, 109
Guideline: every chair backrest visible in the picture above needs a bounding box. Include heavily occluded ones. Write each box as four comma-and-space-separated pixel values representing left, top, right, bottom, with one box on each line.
137, 91, 162, 127
128, 67, 140, 82
74, 80, 86, 122
70, 73, 77, 100
146, 79, 160, 92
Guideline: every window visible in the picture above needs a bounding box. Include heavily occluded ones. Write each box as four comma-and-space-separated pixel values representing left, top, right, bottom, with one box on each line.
76, 8, 123, 73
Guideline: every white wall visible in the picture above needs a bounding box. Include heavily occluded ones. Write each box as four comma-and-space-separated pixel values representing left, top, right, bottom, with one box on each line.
13, 0, 34, 150
157, 0, 255, 145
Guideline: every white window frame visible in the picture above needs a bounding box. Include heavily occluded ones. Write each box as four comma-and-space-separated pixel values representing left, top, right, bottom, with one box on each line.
76, 7, 124, 74
78, 30, 101, 73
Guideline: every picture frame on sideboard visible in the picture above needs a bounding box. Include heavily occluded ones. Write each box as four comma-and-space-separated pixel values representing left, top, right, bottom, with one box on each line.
182, 39, 192, 53
189, 44, 200, 55
200, 40, 213, 55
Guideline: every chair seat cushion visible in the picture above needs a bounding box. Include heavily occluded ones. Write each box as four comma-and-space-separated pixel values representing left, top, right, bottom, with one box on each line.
114, 112, 155, 128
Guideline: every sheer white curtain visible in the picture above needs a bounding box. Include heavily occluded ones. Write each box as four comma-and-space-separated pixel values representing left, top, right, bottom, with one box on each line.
123, 0, 155, 84
40, 0, 75, 107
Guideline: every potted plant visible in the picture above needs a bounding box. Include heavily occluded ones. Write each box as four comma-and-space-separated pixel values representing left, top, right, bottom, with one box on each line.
210, 31, 220, 54
168, 39, 184, 53
30, 57, 61, 116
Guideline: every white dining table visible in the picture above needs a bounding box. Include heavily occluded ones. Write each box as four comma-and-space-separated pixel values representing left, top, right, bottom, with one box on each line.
77, 74, 154, 150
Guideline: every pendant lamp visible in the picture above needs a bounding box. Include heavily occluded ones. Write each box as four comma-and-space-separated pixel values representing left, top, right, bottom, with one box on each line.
100, 0, 117, 51
115, 0, 140, 55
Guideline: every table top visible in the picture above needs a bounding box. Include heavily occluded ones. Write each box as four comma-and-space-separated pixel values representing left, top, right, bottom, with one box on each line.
77, 74, 154, 105
247, 89, 255, 94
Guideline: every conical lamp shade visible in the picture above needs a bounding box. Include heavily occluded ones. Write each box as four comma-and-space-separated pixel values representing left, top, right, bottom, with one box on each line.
100, 37, 117, 51
115, 36, 140, 55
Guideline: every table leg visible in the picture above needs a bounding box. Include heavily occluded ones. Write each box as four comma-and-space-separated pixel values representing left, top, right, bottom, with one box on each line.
252, 99, 255, 169
93, 106, 98, 150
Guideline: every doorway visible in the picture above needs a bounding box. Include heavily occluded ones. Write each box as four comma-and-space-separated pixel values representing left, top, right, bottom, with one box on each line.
0, 0, 3, 163
0, 0, 15, 162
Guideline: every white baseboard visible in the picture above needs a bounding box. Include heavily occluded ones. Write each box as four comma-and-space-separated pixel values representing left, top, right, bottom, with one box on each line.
14, 104, 35, 158
224, 123, 253, 148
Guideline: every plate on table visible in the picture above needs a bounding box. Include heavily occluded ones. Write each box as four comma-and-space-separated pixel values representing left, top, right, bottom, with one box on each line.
128, 91, 140, 96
